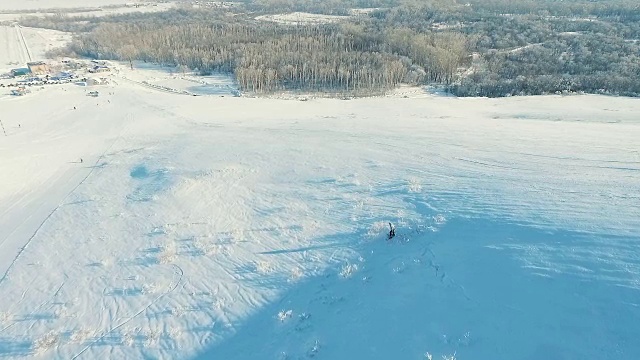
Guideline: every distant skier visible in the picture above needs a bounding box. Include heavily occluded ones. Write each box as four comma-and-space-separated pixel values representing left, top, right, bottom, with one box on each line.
80, 158, 83, 163
73, 106, 76, 110
388, 222, 395, 240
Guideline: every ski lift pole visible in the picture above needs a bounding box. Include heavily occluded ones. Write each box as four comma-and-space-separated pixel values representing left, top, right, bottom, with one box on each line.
0, 119, 6, 136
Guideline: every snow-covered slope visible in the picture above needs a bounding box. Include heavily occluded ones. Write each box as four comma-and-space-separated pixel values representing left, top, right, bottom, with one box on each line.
0, 80, 639, 360
0, 25, 71, 72
0, 25, 31, 67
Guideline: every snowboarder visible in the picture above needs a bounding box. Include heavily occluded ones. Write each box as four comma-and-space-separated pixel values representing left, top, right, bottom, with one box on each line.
388, 222, 395, 240
80, 158, 83, 163
73, 106, 76, 110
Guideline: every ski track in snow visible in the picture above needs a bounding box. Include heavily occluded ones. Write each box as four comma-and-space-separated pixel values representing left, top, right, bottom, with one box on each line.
0, 25, 28, 67
71, 264, 183, 360
0, 124, 125, 286
0, 78, 639, 360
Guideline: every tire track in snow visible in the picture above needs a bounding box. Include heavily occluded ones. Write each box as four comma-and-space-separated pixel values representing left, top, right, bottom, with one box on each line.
70, 264, 184, 360
117, 75, 198, 96
0, 168, 78, 248
0, 280, 65, 333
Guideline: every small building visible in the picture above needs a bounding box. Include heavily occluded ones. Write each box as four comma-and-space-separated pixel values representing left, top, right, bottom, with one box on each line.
89, 65, 111, 73
27, 61, 50, 75
87, 77, 109, 86
11, 68, 30, 77
91, 59, 110, 66
63, 60, 82, 69
49, 72, 74, 82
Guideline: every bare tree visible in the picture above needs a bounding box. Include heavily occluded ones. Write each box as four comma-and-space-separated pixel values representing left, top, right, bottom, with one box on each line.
119, 44, 138, 70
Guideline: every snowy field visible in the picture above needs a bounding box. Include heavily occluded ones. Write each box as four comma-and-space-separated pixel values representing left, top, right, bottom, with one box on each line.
255, 8, 385, 25
0, 3, 176, 23
0, 0, 161, 12
1, 55, 640, 360
255, 12, 351, 25
18, 26, 70, 62
115, 62, 240, 97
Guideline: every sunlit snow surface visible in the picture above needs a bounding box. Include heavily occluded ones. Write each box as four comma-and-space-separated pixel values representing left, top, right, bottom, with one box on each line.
0, 71, 639, 360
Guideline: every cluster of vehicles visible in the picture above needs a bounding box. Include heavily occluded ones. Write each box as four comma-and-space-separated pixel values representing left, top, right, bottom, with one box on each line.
1, 72, 79, 89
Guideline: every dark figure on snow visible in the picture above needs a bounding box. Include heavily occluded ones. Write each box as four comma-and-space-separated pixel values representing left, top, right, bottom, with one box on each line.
388, 223, 395, 239
80, 158, 83, 163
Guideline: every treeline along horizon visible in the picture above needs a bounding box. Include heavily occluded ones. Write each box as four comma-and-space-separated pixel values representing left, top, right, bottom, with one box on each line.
25, 0, 640, 97
66, 19, 466, 93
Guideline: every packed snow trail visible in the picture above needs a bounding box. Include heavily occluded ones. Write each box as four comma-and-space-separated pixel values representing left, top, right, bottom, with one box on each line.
0, 80, 639, 359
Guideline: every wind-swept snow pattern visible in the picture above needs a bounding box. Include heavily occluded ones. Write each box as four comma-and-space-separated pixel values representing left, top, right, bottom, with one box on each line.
0, 81, 639, 360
